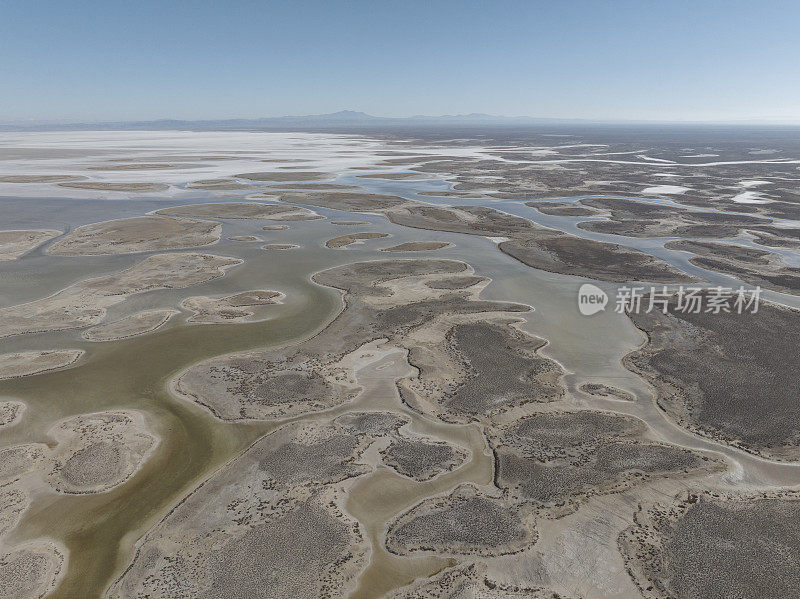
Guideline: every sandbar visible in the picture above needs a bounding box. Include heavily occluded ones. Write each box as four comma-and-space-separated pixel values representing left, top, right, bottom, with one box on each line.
57, 182, 169, 192
181, 290, 283, 323
0, 349, 84, 380
0, 229, 61, 260
155, 201, 319, 221
381, 241, 451, 252
326, 232, 390, 248
0, 252, 241, 338
47, 216, 221, 255
81, 309, 179, 342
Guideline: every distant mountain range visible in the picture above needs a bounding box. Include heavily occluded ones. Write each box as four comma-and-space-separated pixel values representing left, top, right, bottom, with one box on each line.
0, 110, 603, 132
2, 110, 798, 131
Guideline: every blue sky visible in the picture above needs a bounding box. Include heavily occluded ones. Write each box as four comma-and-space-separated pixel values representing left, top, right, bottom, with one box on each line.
1, 0, 799, 122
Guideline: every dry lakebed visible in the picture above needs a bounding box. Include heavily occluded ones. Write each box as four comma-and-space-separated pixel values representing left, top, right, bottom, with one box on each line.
0, 128, 798, 599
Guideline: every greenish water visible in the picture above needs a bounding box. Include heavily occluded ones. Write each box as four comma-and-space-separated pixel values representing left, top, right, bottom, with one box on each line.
0, 276, 341, 598
0, 206, 648, 598
0, 198, 669, 598
7, 184, 788, 599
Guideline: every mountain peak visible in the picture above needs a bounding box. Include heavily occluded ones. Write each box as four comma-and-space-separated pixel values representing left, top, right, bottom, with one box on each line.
327, 110, 372, 117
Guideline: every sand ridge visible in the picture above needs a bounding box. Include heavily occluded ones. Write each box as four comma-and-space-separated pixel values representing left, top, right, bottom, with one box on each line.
0, 350, 85, 380
81, 309, 179, 342
0, 229, 61, 260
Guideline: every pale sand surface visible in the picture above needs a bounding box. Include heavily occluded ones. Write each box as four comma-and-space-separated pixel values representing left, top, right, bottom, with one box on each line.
1, 410, 158, 495
81, 310, 179, 342
234, 170, 331, 181
0, 485, 29, 537
265, 182, 361, 191
181, 290, 283, 323
58, 182, 169, 192
47, 216, 221, 255
261, 243, 299, 250
0, 540, 66, 599
87, 163, 201, 171
46, 410, 159, 494
357, 172, 432, 180
0, 350, 84, 380
381, 241, 452, 252
0, 229, 61, 260
0, 175, 85, 183
227, 235, 262, 242
154, 201, 319, 221
185, 179, 254, 190
578, 382, 635, 402
326, 232, 390, 248
0, 400, 26, 428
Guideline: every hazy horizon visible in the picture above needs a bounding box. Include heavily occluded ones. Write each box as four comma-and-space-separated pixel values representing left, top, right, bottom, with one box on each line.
4, 109, 800, 127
